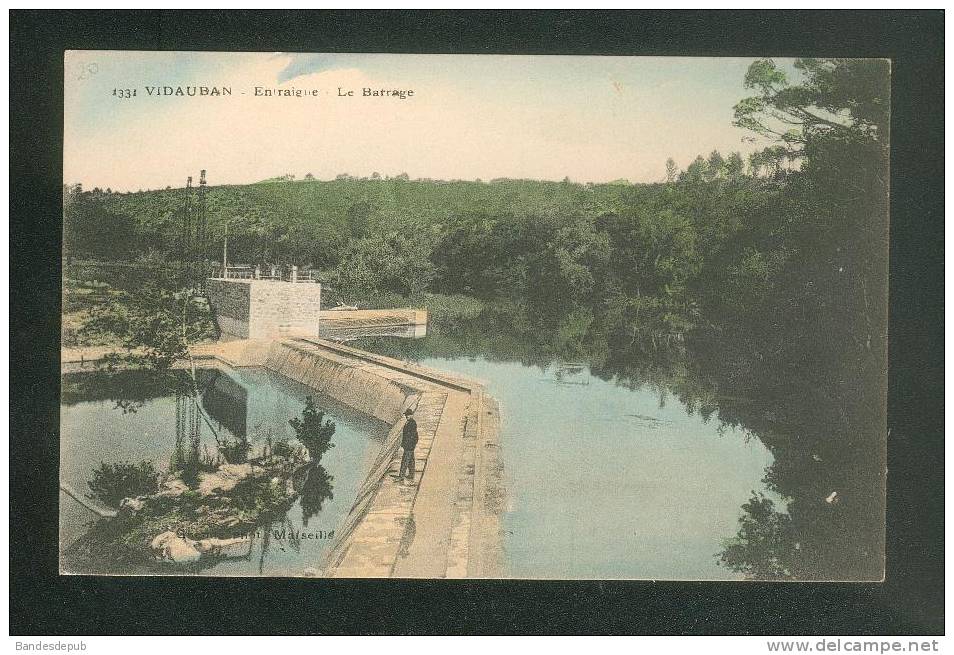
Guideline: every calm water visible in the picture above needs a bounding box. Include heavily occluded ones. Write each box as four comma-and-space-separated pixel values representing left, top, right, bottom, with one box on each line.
352, 298, 885, 581
60, 366, 387, 576
355, 346, 775, 580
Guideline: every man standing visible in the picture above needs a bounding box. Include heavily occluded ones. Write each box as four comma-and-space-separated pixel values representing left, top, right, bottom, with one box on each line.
399, 408, 419, 481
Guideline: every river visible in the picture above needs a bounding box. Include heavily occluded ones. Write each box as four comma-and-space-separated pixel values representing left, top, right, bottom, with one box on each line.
351, 298, 886, 581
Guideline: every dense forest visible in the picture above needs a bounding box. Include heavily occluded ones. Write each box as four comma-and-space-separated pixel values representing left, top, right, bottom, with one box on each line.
63, 58, 889, 580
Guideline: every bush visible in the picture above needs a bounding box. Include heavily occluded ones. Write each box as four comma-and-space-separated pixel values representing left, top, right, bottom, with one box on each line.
218, 437, 251, 464
87, 461, 159, 507
271, 437, 296, 459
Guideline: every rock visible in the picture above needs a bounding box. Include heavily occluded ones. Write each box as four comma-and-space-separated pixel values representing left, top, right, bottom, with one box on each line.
194, 536, 251, 557
303, 567, 321, 577
197, 463, 258, 496
222, 463, 256, 478
158, 479, 190, 498
119, 497, 146, 513
150, 531, 201, 564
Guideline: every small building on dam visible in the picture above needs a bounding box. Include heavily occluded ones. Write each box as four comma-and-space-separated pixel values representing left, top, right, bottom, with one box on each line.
206, 277, 322, 340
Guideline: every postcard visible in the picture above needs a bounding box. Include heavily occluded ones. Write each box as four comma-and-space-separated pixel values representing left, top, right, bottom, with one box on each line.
60, 51, 888, 580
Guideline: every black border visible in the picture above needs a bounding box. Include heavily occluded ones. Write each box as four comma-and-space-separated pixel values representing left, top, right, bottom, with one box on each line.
10, 10, 944, 635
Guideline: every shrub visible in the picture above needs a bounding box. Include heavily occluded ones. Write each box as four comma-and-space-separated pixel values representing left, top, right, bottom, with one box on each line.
218, 436, 251, 465
271, 437, 296, 459
87, 461, 159, 507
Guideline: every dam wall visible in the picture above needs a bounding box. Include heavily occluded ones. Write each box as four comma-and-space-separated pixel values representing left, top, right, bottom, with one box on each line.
262, 340, 414, 425
319, 308, 427, 329
212, 338, 429, 425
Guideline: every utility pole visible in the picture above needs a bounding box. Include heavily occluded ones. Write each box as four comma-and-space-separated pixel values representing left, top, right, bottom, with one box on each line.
198, 169, 207, 258
183, 176, 193, 259
222, 221, 229, 279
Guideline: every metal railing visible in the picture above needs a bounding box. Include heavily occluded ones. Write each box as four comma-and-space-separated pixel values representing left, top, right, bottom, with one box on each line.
212, 264, 321, 283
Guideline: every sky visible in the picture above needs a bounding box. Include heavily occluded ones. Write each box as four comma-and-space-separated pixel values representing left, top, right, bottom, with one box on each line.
64, 51, 792, 191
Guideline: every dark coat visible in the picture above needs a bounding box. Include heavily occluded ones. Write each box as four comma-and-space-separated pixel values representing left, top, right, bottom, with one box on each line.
401, 417, 419, 450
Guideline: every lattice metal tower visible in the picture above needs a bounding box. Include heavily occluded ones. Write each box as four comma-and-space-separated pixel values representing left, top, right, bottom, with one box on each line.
178, 170, 210, 286
180, 175, 193, 259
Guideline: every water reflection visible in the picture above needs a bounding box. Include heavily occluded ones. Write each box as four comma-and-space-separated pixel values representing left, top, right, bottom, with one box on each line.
197, 369, 248, 438
62, 368, 192, 414
353, 298, 885, 580
296, 463, 335, 527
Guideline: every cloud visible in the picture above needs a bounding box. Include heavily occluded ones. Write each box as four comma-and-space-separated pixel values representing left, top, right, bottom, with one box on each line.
277, 54, 342, 83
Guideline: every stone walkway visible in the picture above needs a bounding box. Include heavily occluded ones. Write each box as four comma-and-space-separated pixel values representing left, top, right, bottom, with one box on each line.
391, 391, 470, 577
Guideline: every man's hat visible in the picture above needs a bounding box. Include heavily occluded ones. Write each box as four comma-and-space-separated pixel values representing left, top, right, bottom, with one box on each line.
404, 408, 414, 416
